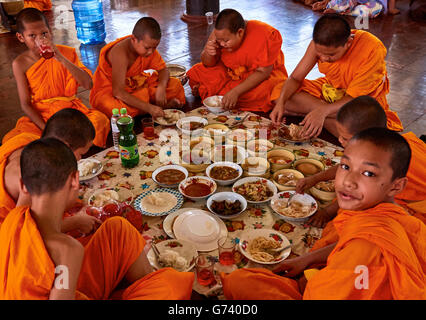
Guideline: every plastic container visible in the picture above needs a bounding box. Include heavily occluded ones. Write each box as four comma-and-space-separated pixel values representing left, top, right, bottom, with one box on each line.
117, 108, 139, 168
72, 0, 106, 45
111, 108, 120, 151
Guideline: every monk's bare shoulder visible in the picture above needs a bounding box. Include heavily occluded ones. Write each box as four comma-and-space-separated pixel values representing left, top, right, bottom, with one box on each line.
12, 51, 39, 75
43, 232, 84, 268
4, 148, 23, 202
107, 38, 131, 68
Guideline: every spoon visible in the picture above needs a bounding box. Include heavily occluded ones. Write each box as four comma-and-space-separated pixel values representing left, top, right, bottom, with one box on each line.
92, 163, 102, 174
268, 244, 292, 254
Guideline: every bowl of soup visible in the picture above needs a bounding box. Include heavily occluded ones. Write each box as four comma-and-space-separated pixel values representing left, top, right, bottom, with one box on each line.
272, 169, 304, 191
179, 150, 211, 173
176, 116, 208, 136
267, 149, 295, 172
203, 123, 230, 144
310, 180, 336, 201
152, 165, 189, 188
206, 162, 243, 186
293, 158, 324, 177
241, 156, 271, 178
179, 176, 217, 201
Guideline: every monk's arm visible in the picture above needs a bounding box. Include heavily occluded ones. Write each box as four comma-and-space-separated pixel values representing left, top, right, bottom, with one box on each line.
297, 164, 338, 193
201, 31, 221, 67
235, 65, 273, 96
12, 58, 46, 130
48, 235, 84, 300
54, 49, 93, 90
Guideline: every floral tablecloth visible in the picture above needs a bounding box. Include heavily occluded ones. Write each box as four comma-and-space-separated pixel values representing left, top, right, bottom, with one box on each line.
79, 106, 344, 297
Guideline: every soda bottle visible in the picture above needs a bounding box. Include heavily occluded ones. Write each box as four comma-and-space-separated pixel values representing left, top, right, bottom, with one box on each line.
117, 108, 139, 168
111, 108, 120, 151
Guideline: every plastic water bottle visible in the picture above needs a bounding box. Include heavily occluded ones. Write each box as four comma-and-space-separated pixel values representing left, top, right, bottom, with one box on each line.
111, 108, 120, 151
72, 0, 106, 45
117, 108, 139, 168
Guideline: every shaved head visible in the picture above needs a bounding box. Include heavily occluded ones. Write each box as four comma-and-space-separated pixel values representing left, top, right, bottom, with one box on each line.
132, 17, 162, 40
215, 8, 245, 34
16, 8, 50, 34
313, 14, 351, 47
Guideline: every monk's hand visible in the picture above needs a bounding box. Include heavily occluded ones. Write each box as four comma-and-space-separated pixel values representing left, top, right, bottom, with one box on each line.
222, 89, 239, 109
270, 102, 286, 126
75, 210, 102, 234
307, 208, 335, 228
155, 86, 167, 107
272, 256, 310, 278
205, 39, 219, 56
295, 176, 316, 194
149, 105, 165, 119
299, 108, 326, 138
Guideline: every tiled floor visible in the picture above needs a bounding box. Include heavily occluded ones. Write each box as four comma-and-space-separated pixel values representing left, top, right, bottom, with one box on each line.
0, 0, 425, 144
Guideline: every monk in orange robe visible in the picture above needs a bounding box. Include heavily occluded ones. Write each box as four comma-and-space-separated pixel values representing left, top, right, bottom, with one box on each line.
221, 128, 425, 300
187, 9, 287, 113
0, 108, 100, 246
0, 138, 194, 300
90, 17, 185, 119
24, 0, 52, 11
2, 8, 109, 148
270, 14, 402, 139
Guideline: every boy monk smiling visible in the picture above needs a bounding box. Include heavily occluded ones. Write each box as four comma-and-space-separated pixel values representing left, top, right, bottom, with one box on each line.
270, 14, 402, 138
2, 8, 109, 148
0, 138, 194, 300
220, 128, 425, 299
187, 8, 287, 112
90, 17, 185, 119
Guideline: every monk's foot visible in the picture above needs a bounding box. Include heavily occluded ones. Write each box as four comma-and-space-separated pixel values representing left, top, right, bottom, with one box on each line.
191, 83, 200, 97
388, 8, 400, 15
166, 98, 182, 109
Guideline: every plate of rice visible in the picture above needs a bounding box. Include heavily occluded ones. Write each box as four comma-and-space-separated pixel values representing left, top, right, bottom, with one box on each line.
78, 158, 103, 182
270, 191, 318, 222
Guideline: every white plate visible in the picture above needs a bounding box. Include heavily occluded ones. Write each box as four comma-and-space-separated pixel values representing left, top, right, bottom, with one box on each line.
270, 191, 318, 222
87, 187, 133, 207
147, 239, 198, 272
239, 228, 291, 265
173, 209, 228, 251
163, 207, 198, 238
133, 188, 184, 217
78, 158, 103, 182
155, 109, 185, 126
232, 177, 277, 205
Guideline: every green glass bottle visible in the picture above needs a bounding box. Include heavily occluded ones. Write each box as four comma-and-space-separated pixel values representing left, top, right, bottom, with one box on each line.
117, 108, 139, 168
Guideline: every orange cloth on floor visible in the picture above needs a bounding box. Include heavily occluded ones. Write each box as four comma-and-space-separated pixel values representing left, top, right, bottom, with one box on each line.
187, 20, 288, 113
24, 0, 52, 11
221, 203, 425, 300
220, 268, 302, 300
0, 133, 39, 224
300, 30, 402, 132
2, 45, 109, 148
90, 35, 186, 118
0, 209, 194, 300
304, 203, 426, 299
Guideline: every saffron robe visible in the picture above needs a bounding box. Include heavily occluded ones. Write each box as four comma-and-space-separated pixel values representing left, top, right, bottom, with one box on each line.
24, 0, 52, 11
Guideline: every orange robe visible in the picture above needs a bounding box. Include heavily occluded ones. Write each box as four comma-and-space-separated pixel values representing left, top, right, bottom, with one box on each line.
0, 209, 195, 300
300, 30, 402, 132
221, 203, 426, 300
2, 45, 110, 148
187, 20, 288, 113
24, 0, 52, 11
89, 35, 186, 118
0, 133, 38, 225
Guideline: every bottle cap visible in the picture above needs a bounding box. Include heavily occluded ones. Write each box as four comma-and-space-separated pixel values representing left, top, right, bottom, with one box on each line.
112, 108, 119, 115
120, 108, 128, 115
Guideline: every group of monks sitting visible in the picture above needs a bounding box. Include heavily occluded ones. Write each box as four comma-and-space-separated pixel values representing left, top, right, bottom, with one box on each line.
0, 6, 424, 300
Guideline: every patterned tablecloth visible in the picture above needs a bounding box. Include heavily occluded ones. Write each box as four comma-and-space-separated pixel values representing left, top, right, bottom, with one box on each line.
78, 106, 344, 298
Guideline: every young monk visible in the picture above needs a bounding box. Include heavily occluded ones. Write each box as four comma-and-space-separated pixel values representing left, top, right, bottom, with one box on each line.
0, 138, 195, 300
0, 109, 100, 238
90, 17, 185, 119
2, 8, 109, 148
270, 14, 402, 138
221, 128, 425, 299
24, 0, 52, 12
186, 8, 288, 113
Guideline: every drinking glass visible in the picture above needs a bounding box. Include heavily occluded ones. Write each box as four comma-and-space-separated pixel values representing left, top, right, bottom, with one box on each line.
142, 117, 155, 139
195, 253, 215, 286
218, 236, 236, 266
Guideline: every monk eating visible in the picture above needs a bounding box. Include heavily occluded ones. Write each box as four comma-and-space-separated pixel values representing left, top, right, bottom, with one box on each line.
270, 14, 402, 138
221, 128, 425, 299
24, 0, 51, 11
2, 8, 109, 148
0, 138, 195, 300
0, 109, 101, 239
295, 96, 426, 254
89, 17, 185, 119
187, 8, 288, 113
